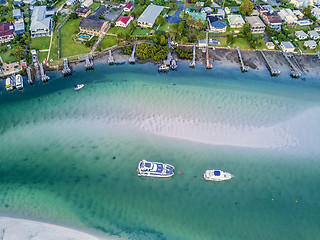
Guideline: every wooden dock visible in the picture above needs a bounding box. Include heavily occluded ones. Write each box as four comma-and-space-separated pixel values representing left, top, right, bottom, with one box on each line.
282, 52, 301, 78
236, 47, 249, 72
85, 55, 94, 70
206, 46, 212, 69
107, 50, 114, 65
27, 67, 33, 84
189, 44, 196, 68
129, 43, 136, 64
39, 63, 50, 82
259, 51, 280, 76
62, 58, 72, 76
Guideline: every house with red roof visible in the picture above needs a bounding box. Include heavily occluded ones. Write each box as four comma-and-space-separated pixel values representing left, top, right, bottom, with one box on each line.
0, 22, 14, 44
115, 15, 134, 28
123, 4, 133, 12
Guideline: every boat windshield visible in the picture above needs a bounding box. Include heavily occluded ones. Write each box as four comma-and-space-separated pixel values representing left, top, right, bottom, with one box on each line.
214, 170, 221, 176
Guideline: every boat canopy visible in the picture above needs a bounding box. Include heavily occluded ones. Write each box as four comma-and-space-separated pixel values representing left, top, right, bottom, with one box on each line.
214, 170, 221, 176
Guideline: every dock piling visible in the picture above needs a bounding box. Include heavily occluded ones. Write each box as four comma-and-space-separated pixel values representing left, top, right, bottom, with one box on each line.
107, 50, 114, 65
282, 52, 301, 78
27, 67, 33, 84
62, 58, 72, 76
236, 47, 248, 72
260, 51, 280, 76
39, 63, 50, 82
85, 55, 94, 70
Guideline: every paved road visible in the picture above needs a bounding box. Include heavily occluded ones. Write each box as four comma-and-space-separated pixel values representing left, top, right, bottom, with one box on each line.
166, 1, 184, 24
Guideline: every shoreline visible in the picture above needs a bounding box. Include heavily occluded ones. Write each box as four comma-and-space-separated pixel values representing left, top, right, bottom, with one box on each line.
0, 216, 121, 240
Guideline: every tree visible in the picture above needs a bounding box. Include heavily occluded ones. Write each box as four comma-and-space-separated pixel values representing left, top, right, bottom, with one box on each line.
227, 34, 234, 45
52, 14, 58, 22
302, 6, 312, 18
160, 35, 167, 45
155, 15, 165, 26
239, 0, 253, 16
70, 12, 78, 19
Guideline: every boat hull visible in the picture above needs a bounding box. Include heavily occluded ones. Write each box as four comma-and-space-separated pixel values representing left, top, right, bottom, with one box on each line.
137, 160, 174, 178
203, 170, 233, 181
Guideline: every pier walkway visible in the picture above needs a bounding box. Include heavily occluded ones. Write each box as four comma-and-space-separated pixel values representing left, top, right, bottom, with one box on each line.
27, 67, 33, 84
85, 55, 94, 70
259, 50, 280, 76
62, 58, 72, 76
205, 32, 212, 69
39, 63, 50, 82
107, 50, 114, 65
189, 44, 196, 68
129, 43, 136, 64
236, 47, 248, 72
282, 52, 301, 78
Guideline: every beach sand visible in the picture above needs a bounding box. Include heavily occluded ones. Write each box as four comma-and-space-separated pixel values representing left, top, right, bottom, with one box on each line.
0, 217, 120, 240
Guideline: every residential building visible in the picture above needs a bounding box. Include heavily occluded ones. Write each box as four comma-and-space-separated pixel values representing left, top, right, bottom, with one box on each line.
30, 6, 53, 38
314, 25, 320, 32
266, 41, 275, 49
293, 10, 304, 19
216, 9, 225, 17
257, 5, 274, 15
188, 12, 206, 22
278, 9, 298, 26
262, 14, 282, 31
295, 30, 308, 40
82, 0, 93, 8
280, 41, 295, 52
115, 15, 133, 28
201, 7, 212, 14
224, 7, 231, 14
245, 16, 265, 34
290, 0, 314, 9
312, 7, 320, 20
78, 18, 108, 36
14, 19, 25, 35
207, 15, 227, 33
250, 9, 259, 16
75, 6, 92, 18
66, 0, 77, 6
137, 5, 164, 28
0, 22, 14, 43
13, 9, 23, 20
304, 39, 317, 49
227, 14, 245, 28
123, 3, 133, 12
308, 30, 319, 39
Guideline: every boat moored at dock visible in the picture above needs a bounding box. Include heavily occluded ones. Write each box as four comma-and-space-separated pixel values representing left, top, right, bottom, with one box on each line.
203, 169, 233, 181
170, 59, 177, 70
15, 74, 24, 90
137, 160, 174, 177
158, 64, 169, 72
5, 77, 13, 91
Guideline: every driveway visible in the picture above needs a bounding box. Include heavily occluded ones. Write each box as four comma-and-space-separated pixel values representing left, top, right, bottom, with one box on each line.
166, 1, 185, 24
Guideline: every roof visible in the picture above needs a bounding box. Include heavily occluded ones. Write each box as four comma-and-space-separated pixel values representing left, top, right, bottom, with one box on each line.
14, 20, 25, 31
308, 30, 319, 37
281, 41, 295, 49
295, 30, 308, 37
13, 9, 22, 18
75, 6, 91, 14
89, 5, 107, 19
265, 14, 282, 24
116, 16, 132, 24
208, 15, 227, 28
188, 12, 206, 22
124, 3, 133, 9
79, 18, 106, 31
304, 40, 317, 46
245, 16, 265, 27
0, 22, 13, 37
227, 14, 245, 25
30, 6, 52, 31
137, 4, 164, 25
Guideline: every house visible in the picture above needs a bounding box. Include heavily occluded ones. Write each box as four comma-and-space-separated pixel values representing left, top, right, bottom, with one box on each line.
314, 25, 320, 32
137, 5, 164, 28
308, 30, 319, 39
188, 12, 206, 22
250, 9, 259, 16
115, 15, 133, 28
123, 3, 133, 12
66, 0, 77, 6
312, 7, 320, 20
280, 41, 295, 52
75, 7, 92, 18
290, 0, 314, 9
201, 7, 212, 14
293, 10, 304, 19
30, 6, 53, 38
14, 19, 25, 35
257, 5, 274, 15
89, 6, 107, 19
79, 18, 108, 36
82, 0, 93, 8
266, 41, 275, 49
217, 9, 225, 17
295, 30, 308, 40
245, 16, 265, 34
207, 15, 227, 33
13, 9, 23, 20
0, 22, 14, 43
304, 40, 317, 49
227, 14, 245, 28
224, 7, 231, 14
278, 9, 297, 26
262, 14, 282, 31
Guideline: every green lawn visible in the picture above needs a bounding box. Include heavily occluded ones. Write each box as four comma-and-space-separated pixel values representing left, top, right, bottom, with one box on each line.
108, 24, 133, 35
38, 51, 48, 63
60, 18, 91, 58
98, 35, 118, 50
158, 22, 170, 32
0, 47, 17, 63
295, 40, 320, 53
31, 36, 51, 50
284, 25, 310, 34
89, 2, 101, 11
230, 37, 265, 50
132, 28, 151, 36
54, 0, 66, 9
49, 30, 59, 61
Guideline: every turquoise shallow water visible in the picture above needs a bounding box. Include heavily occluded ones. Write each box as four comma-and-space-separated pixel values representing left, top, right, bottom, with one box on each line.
0, 62, 320, 239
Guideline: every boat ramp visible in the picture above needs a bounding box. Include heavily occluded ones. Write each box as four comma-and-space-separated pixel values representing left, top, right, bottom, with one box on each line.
259, 51, 280, 76
107, 50, 114, 65
129, 43, 136, 64
282, 52, 301, 78
236, 47, 249, 72
62, 58, 72, 76
189, 44, 196, 68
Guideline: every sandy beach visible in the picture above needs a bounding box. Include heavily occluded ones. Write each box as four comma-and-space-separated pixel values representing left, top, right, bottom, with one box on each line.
0, 217, 120, 240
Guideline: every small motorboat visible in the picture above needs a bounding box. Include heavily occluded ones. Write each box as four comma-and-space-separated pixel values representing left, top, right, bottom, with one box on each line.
203, 169, 233, 181
137, 160, 174, 178
158, 64, 169, 72
5, 77, 13, 91
170, 59, 177, 70
15, 74, 24, 90
74, 84, 84, 90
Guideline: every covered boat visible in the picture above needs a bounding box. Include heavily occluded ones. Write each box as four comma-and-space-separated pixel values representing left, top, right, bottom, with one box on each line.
5, 77, 13, 91
15, 74, 24, 90
203, 169, 233, 181
137, 160, 174, 178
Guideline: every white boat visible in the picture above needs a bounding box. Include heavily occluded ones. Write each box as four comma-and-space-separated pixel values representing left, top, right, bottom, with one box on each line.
170, 59, 177, 70
74, 84, 84, 90
203, 169, 233, 181
158, 64, 169, 72
15, 74, 24, 90
5, 77, 13, 91
137, 160, 174, 178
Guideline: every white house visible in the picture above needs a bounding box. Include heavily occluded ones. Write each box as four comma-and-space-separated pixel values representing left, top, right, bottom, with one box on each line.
278, 9, 298, 25
137, 5, 164, 28
123, 3, 133, 12
245, 16, 265, 34
312, 6, 320, 20
82, 0, 93, 8
207, 15, 227, 33
30, 6, 53, 38
115, 15, 133, 28
295, 30, 308, 40
66, 0, 77, 6
304, 40, 317, 49
280, 41, 295, 52
227, 14, 245, 28
308, 30, 319, 39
